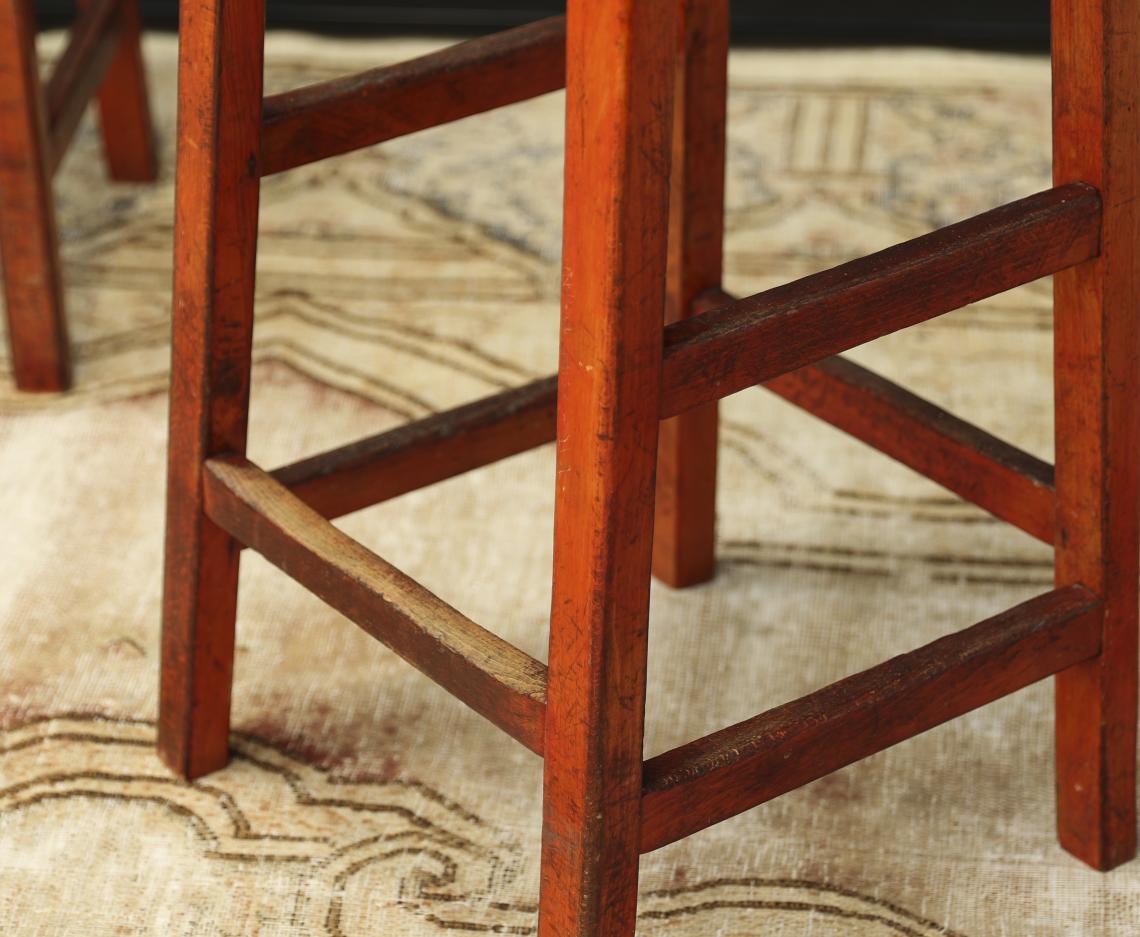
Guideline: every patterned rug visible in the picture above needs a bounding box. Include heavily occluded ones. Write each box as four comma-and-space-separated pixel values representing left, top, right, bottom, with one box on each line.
0, 33, 1135, 935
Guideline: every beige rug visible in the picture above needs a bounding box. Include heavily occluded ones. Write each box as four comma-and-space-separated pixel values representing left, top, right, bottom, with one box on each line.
0, 32, 1135, 935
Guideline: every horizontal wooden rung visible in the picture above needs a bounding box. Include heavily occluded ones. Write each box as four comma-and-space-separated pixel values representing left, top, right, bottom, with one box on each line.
261, 15, 567, 176
271, 187, 1091, 521
744, 347, 1055, 544
45, 0, 124, 171
275, 376, 557, 520
639, 585, 1101, 853
203, 454, 548, 755
660, 184, 1102, 417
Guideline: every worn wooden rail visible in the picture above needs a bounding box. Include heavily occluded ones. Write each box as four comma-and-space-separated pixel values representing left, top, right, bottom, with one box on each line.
743, 346, 1057, 544
274, 187, 1086, 534
276, 375, 558, 519
44, 0, 123, 168
261, 15, 567, 176
159, 0, 1140, 926
662, 183, 1101, 416
638, 585, 1102, 853
202, 454, 548, 755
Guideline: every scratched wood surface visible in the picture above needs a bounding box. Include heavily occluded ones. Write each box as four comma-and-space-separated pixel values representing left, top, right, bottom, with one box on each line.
4, 32, 1139, 936
661, 185, 1101, 418
205, 454, 548, 754
158, 0, 266, 779
1051, 0, 1140, 872
537, 0, 677, 933
261, 15, 566, 176
640, 585, 1102, 852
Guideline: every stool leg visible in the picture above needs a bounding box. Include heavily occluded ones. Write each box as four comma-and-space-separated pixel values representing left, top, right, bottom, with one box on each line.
652, 0, 728, 589
1052, 0, 1140, 871
0, 0, 69, 392
538, 2, 678, 934
81, 0, 158, 182
158, 0, 265, 780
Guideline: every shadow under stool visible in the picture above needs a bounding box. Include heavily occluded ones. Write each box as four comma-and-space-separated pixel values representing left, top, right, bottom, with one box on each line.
158, 2, 1139, 934
0, 0, 156, 391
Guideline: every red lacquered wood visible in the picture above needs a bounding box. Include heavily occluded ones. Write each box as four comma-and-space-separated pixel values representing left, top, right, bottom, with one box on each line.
261, 16, 566, 176
45, 0, 122, 171
274, 375, 557, 520
755, 347, 1056, 545
652, 0, 727, 589
661, 185, 1102, 418
537, 1, 677, 934
0, 0, 69, 392
265, 189, 1095, 535
273, 280, 1056, 539
158, 0, 265, 780
204, 455, 548, 754
1052, 0, 1140, 872
81, 0, 158, 182
640, 586, 1102, 853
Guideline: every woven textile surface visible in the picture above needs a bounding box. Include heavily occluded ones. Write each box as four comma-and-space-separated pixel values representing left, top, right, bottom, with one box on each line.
0, 33, 1136, 935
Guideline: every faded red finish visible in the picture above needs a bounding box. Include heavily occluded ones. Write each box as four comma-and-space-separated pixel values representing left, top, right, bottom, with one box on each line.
1052, 0, 1140, 872
159, 2, 1138, 932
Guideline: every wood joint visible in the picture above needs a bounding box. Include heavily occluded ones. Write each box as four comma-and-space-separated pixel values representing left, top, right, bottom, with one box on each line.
660, 184, 1102, 416
260, 15, 566, 175
639, 585, 1102, 852
202, 454, 548, 754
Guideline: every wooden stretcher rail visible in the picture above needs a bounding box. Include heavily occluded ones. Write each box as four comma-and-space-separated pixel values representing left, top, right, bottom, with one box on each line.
202, 454, 548, 755
659, 184, 1102, 417
740, 345, 1056, 545
272, 186, 1093, 522
638, 585, 1102, 853
45, 0, 123, 171
261, 15, 567, 176
276, 376, 558, 519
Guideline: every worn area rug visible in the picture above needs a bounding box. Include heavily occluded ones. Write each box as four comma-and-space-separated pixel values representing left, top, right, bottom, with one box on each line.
1, 33, 1137, 935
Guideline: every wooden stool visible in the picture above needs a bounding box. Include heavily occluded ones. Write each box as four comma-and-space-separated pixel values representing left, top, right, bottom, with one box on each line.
159, 1, 1138, 932
0, 0, 156, 392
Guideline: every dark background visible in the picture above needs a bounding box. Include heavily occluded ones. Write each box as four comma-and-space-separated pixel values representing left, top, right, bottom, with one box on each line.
38, 1, 1050, 49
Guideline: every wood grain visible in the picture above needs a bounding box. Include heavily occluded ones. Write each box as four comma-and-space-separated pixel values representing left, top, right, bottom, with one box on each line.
751, 346, 1056, 544
1052, 0, 1140, 871
204, 455, 548, 755
261, 15, 566, 176
640, 585, 1102, 853
159, 0, 266, 780
274, 375, 557, 520
273, 212, 1069, 534
661, 184, 1101, 419
537, 0, 677, 933
652, 0, 727, 589
0, 0, 69, 391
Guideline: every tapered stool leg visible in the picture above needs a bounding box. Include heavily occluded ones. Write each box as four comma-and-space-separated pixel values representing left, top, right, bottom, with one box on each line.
158, 0, 266, 780
537, 1, 678, 934
1052, 0, 1140, 871
0, 0, 69, 392
81, 0, 158, 182
653, 0, 728, 589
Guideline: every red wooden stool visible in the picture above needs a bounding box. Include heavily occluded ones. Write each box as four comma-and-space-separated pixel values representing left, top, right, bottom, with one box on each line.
0, 0, 156, 392
159, 1, 1139, 932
